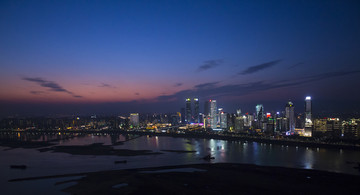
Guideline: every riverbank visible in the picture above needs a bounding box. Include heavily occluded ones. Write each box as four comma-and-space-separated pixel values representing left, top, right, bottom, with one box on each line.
3, 129, 359, 150
9, 163, 360, 194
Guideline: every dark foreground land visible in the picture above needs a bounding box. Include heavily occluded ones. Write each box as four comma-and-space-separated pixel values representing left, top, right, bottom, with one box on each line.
10, 163, 360, 195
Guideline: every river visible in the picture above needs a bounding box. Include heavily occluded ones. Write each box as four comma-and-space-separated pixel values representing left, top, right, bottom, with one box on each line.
0, 133, 359, 194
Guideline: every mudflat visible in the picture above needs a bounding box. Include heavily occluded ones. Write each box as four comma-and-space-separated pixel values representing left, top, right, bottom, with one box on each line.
39, 143, 162, 156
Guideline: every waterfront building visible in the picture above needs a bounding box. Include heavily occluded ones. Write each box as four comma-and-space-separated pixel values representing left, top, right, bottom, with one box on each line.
255, 104, 264, 130
343, 119, 360, 139
285, 101, 295, 133
185, 98, 192, 123
209, 100, 217, 129
227, 113, 234, 131
234, 116, 245, 132
304, 96, 313, 137
313, 118, 341, 138
198, 113, 205, 124
220, 111, 227, 129
275, 117, 287, 133
194, 98, 200, 123
266, 121, 275, 134
244, 114, 253, 128
217, 108, 223, 127
255, 104, 264, 122
296, 113, 305, 129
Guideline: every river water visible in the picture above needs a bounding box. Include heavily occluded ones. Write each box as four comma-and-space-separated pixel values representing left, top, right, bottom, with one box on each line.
1, 133, 360, 194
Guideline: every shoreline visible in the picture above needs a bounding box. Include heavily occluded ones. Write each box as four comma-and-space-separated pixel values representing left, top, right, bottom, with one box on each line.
1, 129, 359, 150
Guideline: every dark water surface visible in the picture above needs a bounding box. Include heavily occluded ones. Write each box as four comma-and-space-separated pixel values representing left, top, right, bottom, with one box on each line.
1, 133, 360, 194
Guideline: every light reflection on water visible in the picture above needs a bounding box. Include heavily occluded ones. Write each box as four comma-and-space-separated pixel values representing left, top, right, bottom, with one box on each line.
1, 133, 360, 193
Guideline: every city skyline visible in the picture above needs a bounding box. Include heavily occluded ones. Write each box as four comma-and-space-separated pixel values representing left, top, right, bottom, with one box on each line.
1, 0, 360, 116
1, 1, 360, 193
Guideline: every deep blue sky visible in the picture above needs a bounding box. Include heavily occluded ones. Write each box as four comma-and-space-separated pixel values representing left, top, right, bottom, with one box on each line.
0, 0, 360, 117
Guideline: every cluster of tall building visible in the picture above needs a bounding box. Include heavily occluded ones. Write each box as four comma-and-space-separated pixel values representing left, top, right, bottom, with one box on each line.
182, 98, 200, 124
244, 97, 313, 136
181, 96, 316, 136
182, 98, 228, 130
117, 108, 360, 138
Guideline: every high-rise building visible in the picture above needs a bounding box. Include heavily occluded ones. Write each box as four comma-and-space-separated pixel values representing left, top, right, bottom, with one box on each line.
343, 119, 360, 139
234, 115, 244, 132
228, 113, 235, 131
185, 98, 192, 123
209, 100, 217, 129
256, 104, 264, 122
130, 113, 139, 128
285, 101, 295, 133
194, 98, 199, 123
255, 104, 264, 129
217, 108, 223, 126
304, 96, 313, 137
220, 112, 227, 129
180, 108, 185, 124
204, 100, 210, 117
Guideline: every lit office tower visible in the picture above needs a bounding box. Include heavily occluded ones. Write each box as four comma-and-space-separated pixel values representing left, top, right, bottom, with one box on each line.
209, 100, 217, 129
130, 113, 139, 128
194, 98, 199, 123
304, 96, 313, 137
220, 112, 227, 129
218, 108, 223, 125
285, 101, 295, 133
185, 98, 192, 123
255, 104, 264, 122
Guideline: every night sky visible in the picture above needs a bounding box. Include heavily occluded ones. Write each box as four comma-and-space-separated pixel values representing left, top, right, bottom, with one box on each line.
1, 0, 360, 117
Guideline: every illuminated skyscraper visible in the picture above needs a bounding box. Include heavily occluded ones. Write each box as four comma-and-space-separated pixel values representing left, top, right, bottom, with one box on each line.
304, 96, 312, 137
194, 98, 199, 123
285, 101, 295, 133
220, 112, 227, 129
256, 104, 264, 122
255, 104, 264, 129
209, 100, 217, 129
218, 108, 223, 126
185, 98, 192, 123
